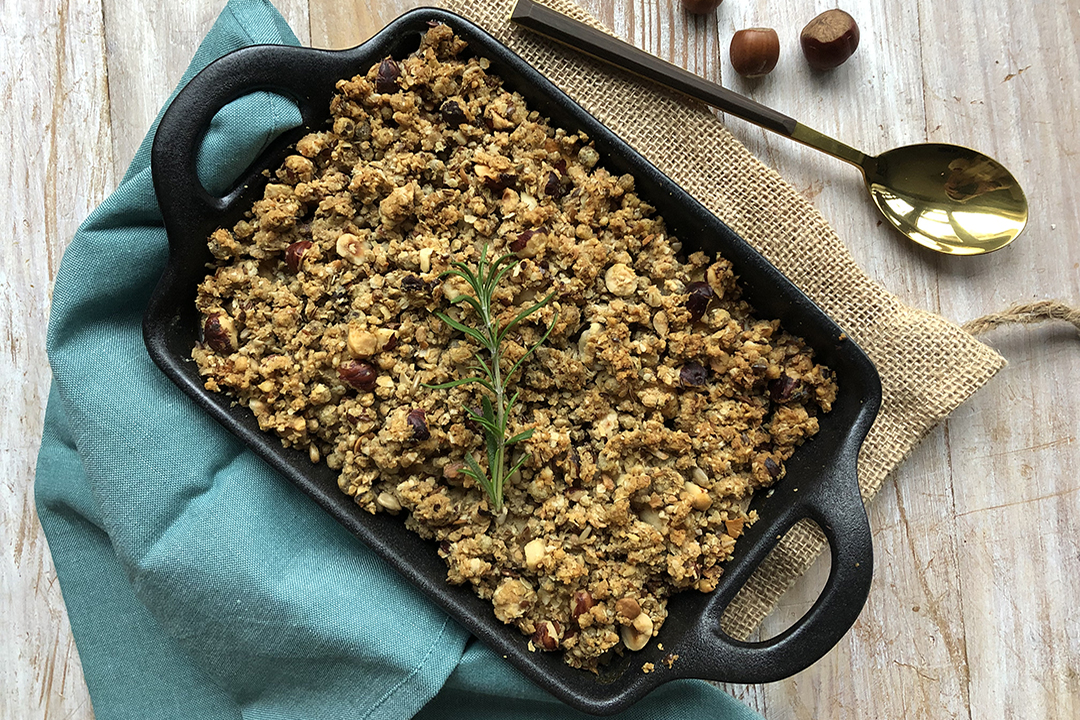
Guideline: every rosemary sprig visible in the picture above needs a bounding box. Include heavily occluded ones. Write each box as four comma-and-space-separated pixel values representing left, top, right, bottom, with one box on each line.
427, 245, 557, 514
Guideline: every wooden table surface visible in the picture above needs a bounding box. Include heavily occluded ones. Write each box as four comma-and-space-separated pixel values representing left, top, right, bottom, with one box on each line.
4, 0, 1078, 717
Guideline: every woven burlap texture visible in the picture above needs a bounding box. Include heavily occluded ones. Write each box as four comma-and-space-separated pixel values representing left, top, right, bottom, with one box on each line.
445, 0, 1005, 640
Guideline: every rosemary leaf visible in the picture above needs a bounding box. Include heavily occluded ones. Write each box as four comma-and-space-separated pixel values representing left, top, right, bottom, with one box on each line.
425, 244, 558, 514
506, 429, 535, 445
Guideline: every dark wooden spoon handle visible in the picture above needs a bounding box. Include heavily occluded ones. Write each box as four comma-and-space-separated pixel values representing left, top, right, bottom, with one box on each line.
510, 0, 799, 136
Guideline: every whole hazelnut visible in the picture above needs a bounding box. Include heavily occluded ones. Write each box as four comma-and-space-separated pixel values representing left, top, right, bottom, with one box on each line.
729, 28, 780, 78
204, 313, 238, 353
407, 408, 430, 441
800, 9, 860, 71
375, 57, 401, 93
338, 360, 376, 392
284, 240, 312, 273
681, 0, 723, 15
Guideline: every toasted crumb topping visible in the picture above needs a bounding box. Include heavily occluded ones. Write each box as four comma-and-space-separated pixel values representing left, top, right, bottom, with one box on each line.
193, 25, 837, 670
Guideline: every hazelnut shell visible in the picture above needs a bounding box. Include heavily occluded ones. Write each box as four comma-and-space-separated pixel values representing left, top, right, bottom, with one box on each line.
284, 240, 312, 273
375, 57, 401, 93
729, 28, 780, 79
203, 313, 238, 353
680, 0, 723, 15
407, 408, 430, 441
338, 360, 377, 392
800, 10, 860, 71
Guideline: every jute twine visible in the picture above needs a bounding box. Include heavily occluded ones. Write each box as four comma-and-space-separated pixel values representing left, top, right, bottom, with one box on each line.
963, 300, 1080, 336
441, 0, 1069, 642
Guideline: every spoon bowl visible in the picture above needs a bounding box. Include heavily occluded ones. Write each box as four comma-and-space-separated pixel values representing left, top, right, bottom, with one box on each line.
866, 144, 1028, 255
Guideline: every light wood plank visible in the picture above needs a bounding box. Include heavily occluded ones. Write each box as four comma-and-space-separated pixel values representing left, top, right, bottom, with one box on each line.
1, 0, 114, 717
10, 0, 1080, 717
582, 1, 973, 716
101, 0, 311, 178
721, 0, 974, 711
917, 3, 1080, 719
3, 1, 312, 718
309, 0, 427, 49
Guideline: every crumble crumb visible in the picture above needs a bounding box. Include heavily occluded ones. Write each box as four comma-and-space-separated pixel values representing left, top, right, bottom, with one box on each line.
192, 24, 837, 672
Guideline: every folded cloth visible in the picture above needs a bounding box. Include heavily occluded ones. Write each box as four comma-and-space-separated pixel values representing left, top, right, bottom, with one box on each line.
34, 0, 761, 717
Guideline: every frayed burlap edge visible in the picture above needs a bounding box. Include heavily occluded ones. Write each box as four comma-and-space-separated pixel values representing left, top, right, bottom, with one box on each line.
440, 0, 1006, 641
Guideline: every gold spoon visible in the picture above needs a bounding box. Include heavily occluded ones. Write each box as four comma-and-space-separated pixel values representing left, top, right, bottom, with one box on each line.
511, 0, 1028, 255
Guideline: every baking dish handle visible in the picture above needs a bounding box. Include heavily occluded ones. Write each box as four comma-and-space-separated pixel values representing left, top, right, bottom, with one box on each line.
683, 458, 873, 682
151, 44, 358, 225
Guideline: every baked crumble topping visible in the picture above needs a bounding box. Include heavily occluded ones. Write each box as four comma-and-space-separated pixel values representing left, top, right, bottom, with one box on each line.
193, 25, 837, 670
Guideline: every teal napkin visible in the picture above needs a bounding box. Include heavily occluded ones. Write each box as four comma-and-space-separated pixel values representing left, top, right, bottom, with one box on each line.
35, 1, 764, 717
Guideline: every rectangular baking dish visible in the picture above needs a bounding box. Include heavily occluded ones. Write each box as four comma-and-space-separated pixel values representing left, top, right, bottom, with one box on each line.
144, 8, 882, 715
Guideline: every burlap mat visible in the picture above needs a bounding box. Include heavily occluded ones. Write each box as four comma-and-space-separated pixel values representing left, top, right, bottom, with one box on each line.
444, 0, 1005, 640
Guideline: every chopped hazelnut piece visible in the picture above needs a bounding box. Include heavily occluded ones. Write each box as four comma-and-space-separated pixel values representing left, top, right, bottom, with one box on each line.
338, 361, 376, 391
683, 482, 713, 511
532, 620, 561, 651
571, 590, 595, 619
203, 313, 238, 353
284, 240, 312, 273
377, 492, 402, 513
621, 614, 653, 651
524, 539, 546, 570
604, 263, 637, 296
615, 597, 642, 620
348, 328, 379, 358
336, 233, 369, 265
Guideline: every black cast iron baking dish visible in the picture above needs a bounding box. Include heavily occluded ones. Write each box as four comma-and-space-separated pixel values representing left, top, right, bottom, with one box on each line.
144, 8, 882, 715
